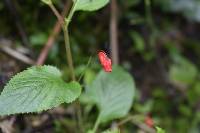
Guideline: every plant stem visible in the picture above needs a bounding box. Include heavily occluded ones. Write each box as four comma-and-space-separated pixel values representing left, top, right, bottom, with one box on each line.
49, 4, 64, 25
65, 0, 77, 27
92, 115, 101, 133
48, 3, 76, 81
78, 56, 93, 82
76, 101, 84, 133
62, 25, 76, 81
61, 0, 78, 80
117, 115, 156, 133
48, 2, 85, 132
37, 1, 71, 65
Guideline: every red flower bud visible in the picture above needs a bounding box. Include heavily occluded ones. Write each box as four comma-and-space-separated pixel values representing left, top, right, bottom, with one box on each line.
145, 115, 154, 128
98, 51, 112, 72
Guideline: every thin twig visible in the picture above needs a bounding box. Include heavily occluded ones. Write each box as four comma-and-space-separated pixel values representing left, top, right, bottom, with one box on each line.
46, 2, 76, 80
49, 4, 65, 25
65, 0, 77, 27
118, 115, 156, 133
36, 1, 71, 65
0, 44, 35, 65
0, 117, 16, 133
110, 0, 119, 64
78, 56, 93, 82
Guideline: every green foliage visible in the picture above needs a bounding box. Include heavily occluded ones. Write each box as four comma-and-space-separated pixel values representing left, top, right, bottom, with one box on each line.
74, 0, 110, 11
84, 69, 96, 85
102, 128, 120, 133
187, 82, 200, 105
169, 56, 198, 86
130, 31, 145, 53
30, 32, 48, 46
156, 127, 166, 133
41, 0, 52, 5
84, 66, 135, 123
123, 0, 141, 8
0, 66, 81, 116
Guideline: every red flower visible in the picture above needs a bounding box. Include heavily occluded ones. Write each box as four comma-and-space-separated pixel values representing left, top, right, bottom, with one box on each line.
145, 115, 154, 128
98, 51, 112, 72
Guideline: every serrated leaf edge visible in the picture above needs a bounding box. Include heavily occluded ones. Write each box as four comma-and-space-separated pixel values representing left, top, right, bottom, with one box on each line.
0, 65, 81, 116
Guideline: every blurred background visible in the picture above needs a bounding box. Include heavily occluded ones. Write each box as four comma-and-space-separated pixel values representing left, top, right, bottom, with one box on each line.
0, 0, 200, 132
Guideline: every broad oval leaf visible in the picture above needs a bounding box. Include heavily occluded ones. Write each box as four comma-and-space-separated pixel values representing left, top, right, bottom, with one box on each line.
0, 65, 81, 116
85, 66, 135, 123
74, 0, 110, 11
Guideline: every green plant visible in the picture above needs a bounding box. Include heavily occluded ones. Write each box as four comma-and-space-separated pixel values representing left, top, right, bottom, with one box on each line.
0, 0, 136, 132
0, 65, 81, 115
156, 126, 166, 133
81, 66, 135, 132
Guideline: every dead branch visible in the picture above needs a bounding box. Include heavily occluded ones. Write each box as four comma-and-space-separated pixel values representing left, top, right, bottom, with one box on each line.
110, 0, 119, 64
0, 40, 35, 65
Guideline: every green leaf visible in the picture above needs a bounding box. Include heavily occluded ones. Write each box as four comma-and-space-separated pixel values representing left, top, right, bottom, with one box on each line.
74, 0, 110, 11
169, 56, 198, 86
130, 31, 145, 53
187, 82, 200, 105
85, 66, 135, 123
156, 127, 166, 133
41, 0, 52, 5
102, 128, 120, 133
86, 130, 94, 133
0, 65, 81, 116
30, 32, 48, 46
